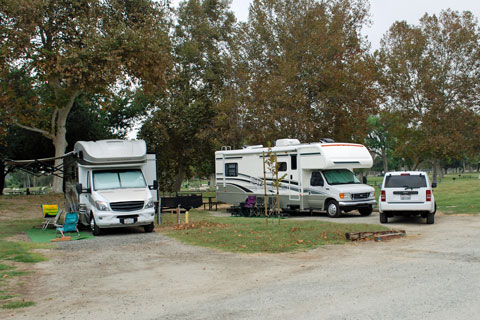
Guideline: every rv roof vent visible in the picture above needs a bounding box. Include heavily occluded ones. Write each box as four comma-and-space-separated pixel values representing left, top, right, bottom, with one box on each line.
275, 139, 301, 147
319, 138, 335, 143
243, 145, 264, 149
221, 146, 232, 151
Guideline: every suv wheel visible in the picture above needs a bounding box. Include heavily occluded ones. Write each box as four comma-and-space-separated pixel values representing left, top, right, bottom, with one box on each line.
426, 212, 435, 224
380, 212, 388, 223
326, 200, 341, 218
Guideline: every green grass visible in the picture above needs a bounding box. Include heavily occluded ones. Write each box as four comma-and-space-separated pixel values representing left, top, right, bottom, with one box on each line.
0, 214, 49, 309
159, 210, 389, 253
1, 300, 35, 309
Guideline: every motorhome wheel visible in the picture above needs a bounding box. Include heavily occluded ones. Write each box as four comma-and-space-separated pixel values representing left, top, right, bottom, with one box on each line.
144, 223, 154, 233
358, 206, 373, 216
90, 214, 102, 236
326, 200, 341, 218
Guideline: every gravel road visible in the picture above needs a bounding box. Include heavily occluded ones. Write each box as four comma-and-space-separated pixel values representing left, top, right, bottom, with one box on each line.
3, 212, 480, 320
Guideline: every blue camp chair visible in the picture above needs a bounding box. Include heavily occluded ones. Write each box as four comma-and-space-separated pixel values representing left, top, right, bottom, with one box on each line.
55, 211, 80, 238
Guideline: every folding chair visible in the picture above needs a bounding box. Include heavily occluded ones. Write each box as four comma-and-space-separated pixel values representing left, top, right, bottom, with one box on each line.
55, 211, 80, 239
41, 204, 64, 230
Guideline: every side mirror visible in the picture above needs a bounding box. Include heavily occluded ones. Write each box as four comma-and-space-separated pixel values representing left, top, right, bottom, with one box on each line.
432, 182, 437, 188
76, 183, 83, 194
149, 180, 158, 190
362, 176, 367, 184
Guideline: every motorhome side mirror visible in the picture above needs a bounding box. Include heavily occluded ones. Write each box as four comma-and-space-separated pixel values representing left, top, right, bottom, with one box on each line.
76, 183, 83, 194
150, 180, 158, 190
362, 176, 367, 184
432, 182, 437, 188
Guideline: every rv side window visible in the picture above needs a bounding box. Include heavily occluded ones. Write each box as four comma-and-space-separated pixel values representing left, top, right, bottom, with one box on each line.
86, 171, 91, 190
310, 171, 324, 186
225, 163, 238, 177
278, 162, 287, 172
291, 155, 297, 170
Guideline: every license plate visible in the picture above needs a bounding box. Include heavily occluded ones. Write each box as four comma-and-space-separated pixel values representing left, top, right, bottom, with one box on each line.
124, 218, 134, 224
400, 195, 411, 200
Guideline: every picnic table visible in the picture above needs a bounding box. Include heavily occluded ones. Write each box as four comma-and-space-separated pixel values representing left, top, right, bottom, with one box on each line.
203, 196, 219, 211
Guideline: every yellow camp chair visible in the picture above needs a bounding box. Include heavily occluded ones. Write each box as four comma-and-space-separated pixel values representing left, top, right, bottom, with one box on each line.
41, 204, 63, 230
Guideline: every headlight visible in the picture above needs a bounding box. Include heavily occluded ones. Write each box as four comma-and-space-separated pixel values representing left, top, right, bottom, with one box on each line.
370, 192, 375, 198
339, 193, 351, 200
144, 199, 154, 209
95, 200, 110, 211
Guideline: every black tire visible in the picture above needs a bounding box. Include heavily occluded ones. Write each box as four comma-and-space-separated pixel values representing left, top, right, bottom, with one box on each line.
426, 212, 435, 224
326, 200, 341, 218
144, 222, 155, 233
90, 213, 102, 236
380, 212, 388, 223
358, 206, 373, 216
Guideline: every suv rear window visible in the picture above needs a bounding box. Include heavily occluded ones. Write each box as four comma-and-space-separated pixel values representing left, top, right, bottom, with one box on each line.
384, 175, 427, 188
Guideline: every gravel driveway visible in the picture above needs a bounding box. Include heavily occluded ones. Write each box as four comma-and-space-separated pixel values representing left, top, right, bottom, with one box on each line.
4, 212, 480, 320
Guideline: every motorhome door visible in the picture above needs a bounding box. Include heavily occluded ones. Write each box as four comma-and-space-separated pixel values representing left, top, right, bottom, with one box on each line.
288, 154, 300, 201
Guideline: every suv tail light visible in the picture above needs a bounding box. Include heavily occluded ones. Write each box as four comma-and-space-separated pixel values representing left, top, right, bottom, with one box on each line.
381, 190, 386, 202
426, 189, 431, 202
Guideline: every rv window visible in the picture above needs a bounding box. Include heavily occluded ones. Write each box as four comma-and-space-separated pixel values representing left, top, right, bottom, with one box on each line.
310, 171, 324, 186
291, 155, 297, 170
323, 169, 360, 185
225, 163, 238, 177
278, 162, 287, 172
86, 171, 91, 190
93, 169, 147, 190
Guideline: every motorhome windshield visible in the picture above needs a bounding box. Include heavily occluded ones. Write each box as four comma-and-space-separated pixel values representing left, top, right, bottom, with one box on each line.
323, 169, 360, 185
93, 169, 146, 190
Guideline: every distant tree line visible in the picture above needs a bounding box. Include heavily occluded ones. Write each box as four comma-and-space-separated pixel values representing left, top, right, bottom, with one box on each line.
1, 0, 479, 193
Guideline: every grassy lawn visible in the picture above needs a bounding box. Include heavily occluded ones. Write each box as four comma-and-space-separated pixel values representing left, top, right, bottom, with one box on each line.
158, 210, 389, 253
0, 195, 61, 309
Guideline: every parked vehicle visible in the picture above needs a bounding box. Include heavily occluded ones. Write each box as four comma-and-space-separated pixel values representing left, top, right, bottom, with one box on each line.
63, 140, 158, 235
215, 139, 376, 218
378, 171, 437, 224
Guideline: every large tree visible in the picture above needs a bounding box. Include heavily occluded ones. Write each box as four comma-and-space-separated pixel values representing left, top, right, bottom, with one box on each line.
0, 0, 171, 192
377, 10, 480, 181
238, 0, 378, 144
140, 0, 236, 192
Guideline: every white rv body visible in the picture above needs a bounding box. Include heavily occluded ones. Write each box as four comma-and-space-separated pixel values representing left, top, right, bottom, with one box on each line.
215, 139, 376, 217
64, 140, 157, 233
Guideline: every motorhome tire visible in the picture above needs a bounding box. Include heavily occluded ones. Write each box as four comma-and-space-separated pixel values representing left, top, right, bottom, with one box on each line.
380, 212, 388, 223
90, 214, 102, 236
326, 200, 341, 218
144, 223, 154, 233
358, 206, 373, 216
426, 212, 435, 224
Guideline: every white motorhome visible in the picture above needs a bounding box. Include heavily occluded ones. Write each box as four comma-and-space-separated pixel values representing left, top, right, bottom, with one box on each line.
64, 140, 158, 235
215, 139, 376, 217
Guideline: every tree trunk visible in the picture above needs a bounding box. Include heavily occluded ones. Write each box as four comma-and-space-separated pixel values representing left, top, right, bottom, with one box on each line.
432, 160, 439, 184
51, 105, 71, 193
173, 165, 185, 192
382, 148, 388, 173
0, 162, 6, 195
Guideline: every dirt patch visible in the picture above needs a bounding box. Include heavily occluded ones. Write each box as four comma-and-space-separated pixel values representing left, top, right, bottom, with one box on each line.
1, 199, 480, 319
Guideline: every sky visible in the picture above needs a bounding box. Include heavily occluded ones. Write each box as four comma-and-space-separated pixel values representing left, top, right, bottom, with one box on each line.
173, 0, 480, 50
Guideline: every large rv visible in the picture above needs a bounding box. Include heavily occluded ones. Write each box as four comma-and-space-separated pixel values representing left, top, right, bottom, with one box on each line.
215, 139, 376, 217
64, 140, 158, 235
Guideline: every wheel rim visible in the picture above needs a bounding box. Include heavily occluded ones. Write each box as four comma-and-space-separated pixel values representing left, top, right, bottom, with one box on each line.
328, 203, 337, 215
